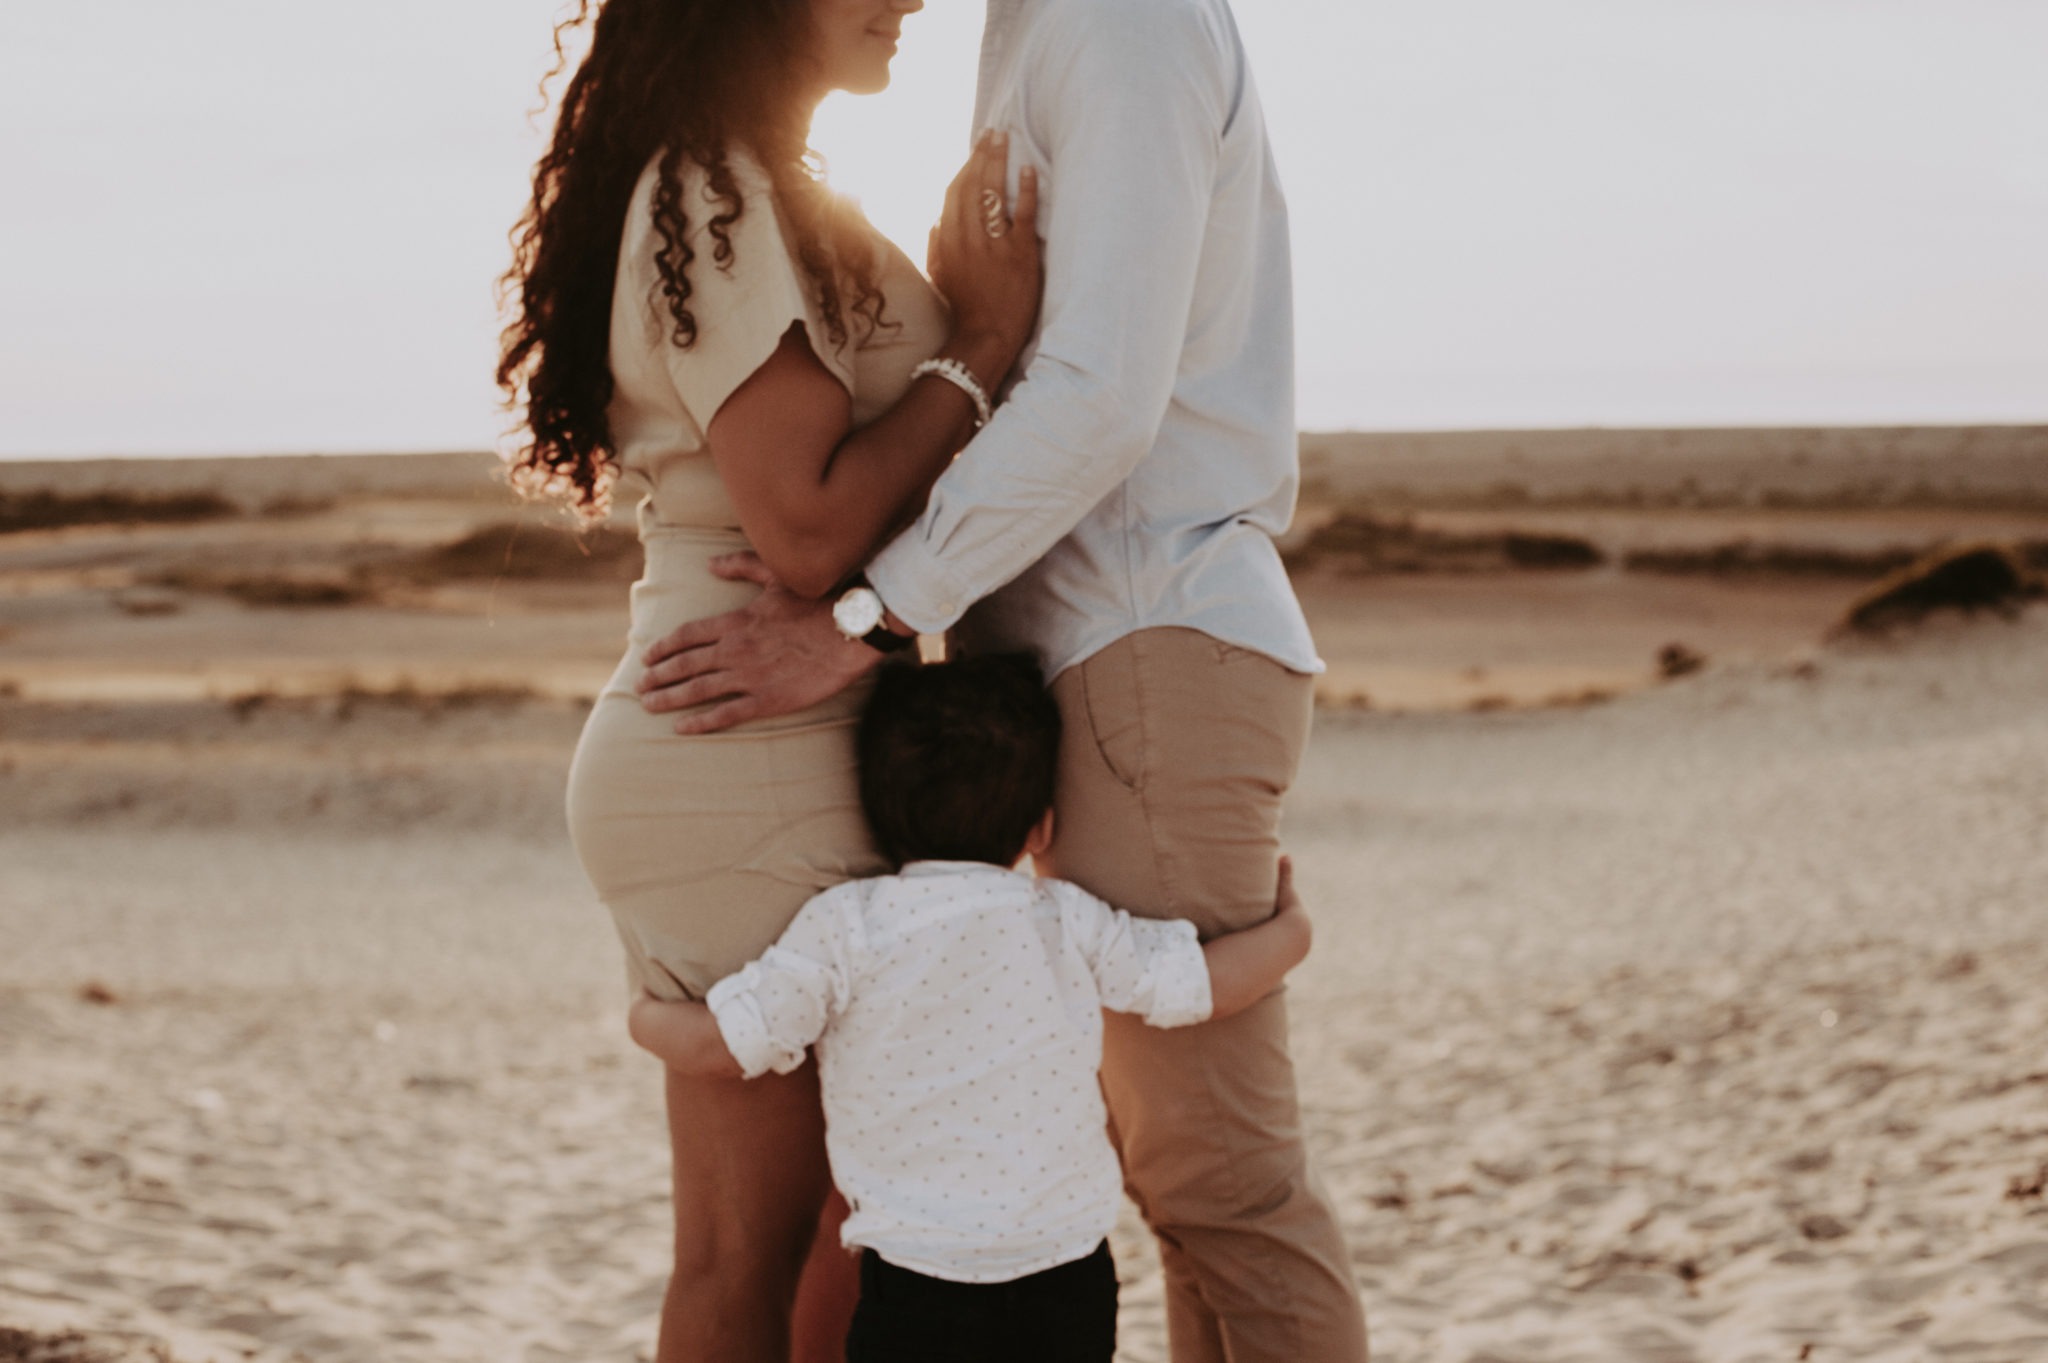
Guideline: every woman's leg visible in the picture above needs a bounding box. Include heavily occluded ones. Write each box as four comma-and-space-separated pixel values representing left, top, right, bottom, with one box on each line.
656, 1061, 836, 1363
791, 1188, 858, 1363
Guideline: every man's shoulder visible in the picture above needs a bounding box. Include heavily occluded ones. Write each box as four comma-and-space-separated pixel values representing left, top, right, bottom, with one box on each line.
1030, 0, 1227, 58
622, 147, 780, 250
1038, 0, 1212, 23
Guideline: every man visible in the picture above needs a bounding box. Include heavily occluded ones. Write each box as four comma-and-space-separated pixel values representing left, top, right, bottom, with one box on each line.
636, 0, 1370, 1356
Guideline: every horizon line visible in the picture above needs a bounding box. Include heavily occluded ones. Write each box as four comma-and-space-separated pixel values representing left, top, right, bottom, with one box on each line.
5, 419, 2047, 464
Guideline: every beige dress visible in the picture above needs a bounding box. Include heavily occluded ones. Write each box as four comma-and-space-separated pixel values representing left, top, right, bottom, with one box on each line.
566, 152, 949, 1001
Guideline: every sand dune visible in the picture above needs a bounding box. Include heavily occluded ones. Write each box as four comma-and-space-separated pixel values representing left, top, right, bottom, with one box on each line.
7, 445, 2047, 714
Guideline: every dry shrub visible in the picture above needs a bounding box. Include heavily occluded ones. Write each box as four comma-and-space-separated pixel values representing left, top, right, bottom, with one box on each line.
126, 517, 641, 612
113, 592, 183, 618
220, 578, 371, 608
1502, 531, 1605, 569
1286, 513, 1604, 574
2008, 1163, 2048, 1202
0, 1327, 174, 1363
144, 568, 375, 609
1838, 542, 2043, 634
218, 680, 541, 723
435, 681, 546, 709
1657, 642, 1708, 679
1315, 686, 1373, 712
258, 494, 336, 518
1623, 542, 1917, 577
334, 678, 541, 719
404, 520, 642, 584
0, 490, 237, 535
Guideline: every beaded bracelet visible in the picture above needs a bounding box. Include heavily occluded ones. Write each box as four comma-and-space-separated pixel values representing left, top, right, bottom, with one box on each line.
910, 357, 994, 430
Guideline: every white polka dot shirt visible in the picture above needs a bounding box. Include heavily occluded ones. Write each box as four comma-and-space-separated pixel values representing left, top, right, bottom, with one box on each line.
706, 860, 1212, 1284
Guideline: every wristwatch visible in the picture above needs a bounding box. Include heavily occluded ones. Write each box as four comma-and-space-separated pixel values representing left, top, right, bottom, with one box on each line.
833, 578, 916, 654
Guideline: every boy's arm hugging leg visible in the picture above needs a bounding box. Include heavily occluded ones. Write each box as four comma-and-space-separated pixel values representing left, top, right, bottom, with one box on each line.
624, 888, 859, 1081
1199, 856, 1312, 1022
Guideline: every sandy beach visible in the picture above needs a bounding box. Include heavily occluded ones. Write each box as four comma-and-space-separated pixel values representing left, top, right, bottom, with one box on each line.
4, 439, 2047, 1361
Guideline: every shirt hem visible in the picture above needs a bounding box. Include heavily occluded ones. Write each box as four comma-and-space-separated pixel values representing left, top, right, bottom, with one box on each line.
857, 1234, 1112, 1286
1042, 622, 1325, 683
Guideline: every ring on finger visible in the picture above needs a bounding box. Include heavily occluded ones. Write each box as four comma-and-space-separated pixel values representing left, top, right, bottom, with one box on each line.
979, 188, 1009, 239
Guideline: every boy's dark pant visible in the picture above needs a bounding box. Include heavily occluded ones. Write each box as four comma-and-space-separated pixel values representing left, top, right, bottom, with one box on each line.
844, 1241, 1118, 1362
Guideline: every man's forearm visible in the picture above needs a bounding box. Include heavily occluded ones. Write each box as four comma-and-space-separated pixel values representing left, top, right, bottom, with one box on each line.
866, 365, 1171, 633
866, 6, 1224, 634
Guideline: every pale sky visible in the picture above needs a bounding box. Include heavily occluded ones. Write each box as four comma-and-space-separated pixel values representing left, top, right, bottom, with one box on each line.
2, 1, 2044, 457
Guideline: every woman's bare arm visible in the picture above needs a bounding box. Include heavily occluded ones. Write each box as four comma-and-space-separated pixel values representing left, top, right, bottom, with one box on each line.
705, 136, 1041, 599
706, 324, 1017, 598
628, 995, 745, 1080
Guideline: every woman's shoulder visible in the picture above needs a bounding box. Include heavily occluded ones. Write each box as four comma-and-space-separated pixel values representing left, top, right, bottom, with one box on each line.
624, 147, 780, 245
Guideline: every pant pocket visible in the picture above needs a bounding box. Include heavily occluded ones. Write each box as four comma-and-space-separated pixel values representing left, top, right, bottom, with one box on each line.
1077, 643, 1147, 794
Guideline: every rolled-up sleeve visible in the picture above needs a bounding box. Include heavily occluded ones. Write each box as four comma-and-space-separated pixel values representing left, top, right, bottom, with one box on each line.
704, 890, 858, 1078
867, 2, 1231, 632
1056, 883, 1213, 1029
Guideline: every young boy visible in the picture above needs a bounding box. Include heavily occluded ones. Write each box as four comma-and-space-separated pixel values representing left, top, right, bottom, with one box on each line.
626, 654, 1313, 1361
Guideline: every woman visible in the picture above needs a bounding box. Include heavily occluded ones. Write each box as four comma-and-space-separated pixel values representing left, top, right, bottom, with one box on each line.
495, 0, 1043, 1358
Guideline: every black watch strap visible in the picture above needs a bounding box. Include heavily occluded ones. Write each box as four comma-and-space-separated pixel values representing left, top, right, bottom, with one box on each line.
862, 621, 917, 654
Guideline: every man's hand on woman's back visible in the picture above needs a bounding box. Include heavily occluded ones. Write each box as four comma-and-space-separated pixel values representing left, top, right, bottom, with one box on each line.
637, 552, 880, 734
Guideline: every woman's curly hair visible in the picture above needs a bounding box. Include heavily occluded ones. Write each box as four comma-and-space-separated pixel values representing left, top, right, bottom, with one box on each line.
497, 0, 888, 518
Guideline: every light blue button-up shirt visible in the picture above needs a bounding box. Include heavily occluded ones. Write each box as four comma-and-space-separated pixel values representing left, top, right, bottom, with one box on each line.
867, 0, 1324, 679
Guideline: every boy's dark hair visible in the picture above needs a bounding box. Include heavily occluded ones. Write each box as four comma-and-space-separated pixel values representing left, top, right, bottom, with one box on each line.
857, 654, 1062, 869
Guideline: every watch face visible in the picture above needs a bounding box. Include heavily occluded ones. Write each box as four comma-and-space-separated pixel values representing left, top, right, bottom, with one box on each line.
834, 587, 884, 639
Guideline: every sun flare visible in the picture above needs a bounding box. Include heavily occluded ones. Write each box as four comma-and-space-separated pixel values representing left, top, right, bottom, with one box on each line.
808, 3, 984, 265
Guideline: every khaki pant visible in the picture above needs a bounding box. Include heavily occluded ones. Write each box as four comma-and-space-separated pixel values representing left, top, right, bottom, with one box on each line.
1044, 628, 1369, 1363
